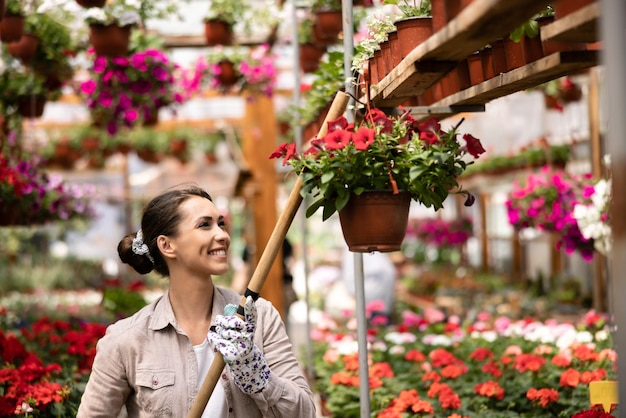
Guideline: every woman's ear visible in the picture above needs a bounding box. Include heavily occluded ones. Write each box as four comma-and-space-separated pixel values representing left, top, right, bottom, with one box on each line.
157, 235, 176, 260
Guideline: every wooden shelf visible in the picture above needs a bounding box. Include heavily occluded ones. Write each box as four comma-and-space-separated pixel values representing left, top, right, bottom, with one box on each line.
541, 2, 600, 44
369, 0, 552, 107
412, 50, 599, 120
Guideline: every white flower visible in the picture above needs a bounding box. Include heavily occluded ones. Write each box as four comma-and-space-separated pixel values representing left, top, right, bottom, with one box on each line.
384, 331, 417, 345
422, 334, 452, 346
595, 330, 609, 341
117, 10, 141, 27
84, 8, 107, 24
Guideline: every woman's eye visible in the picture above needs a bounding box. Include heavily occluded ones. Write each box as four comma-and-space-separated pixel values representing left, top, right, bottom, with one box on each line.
199, 221, 209, 228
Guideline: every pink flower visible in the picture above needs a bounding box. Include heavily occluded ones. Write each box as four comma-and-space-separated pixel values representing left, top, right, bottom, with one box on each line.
80, 80, 97, 95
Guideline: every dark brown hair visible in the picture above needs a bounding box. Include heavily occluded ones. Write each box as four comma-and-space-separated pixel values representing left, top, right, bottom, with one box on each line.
118, 185, 213, 276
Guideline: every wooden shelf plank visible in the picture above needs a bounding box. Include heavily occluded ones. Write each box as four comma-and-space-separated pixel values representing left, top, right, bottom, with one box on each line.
369, 0, 552, 107
541, 2, 599, 43
414, 50, 599, 120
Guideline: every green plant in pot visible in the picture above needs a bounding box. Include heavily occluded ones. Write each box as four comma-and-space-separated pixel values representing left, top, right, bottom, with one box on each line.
270, 106, 486, 221
23, 12, 76, 89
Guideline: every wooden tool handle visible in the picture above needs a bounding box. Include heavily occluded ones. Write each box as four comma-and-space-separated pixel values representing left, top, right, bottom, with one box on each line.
187, 91, 350, 418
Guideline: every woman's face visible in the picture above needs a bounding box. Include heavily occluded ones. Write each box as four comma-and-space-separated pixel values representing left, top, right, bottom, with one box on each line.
167, 195, 231, 277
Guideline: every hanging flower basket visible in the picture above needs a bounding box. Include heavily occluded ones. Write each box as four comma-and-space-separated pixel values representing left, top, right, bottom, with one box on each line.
216, 60, 240, 87
204, 19, 233, 46
313, 10, 343, 46
299, 43, 326, 73
0, 13, 24, 43
6, 34, 39, 64
88, 24, 131, 57
339, 190, 411, 252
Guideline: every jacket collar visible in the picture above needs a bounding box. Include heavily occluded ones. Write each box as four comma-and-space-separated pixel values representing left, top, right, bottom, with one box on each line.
148, 286, 240, 331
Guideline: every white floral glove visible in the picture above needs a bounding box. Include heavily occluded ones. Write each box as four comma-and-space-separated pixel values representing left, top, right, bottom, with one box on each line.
207, 296, 271, 394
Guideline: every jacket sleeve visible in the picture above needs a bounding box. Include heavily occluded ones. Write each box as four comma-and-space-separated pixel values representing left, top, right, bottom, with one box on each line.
248, 299, 317, 418
76, 325, 130, 418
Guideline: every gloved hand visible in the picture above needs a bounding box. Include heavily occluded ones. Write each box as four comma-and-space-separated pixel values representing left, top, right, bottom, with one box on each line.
207, 296, 271, 394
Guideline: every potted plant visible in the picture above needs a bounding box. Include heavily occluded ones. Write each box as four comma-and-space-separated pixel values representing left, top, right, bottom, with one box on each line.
270, 106, 485, 251
297, 10, 326, 73
203, 44, 278, 97
17, 12, 76, 89
506, 166, 597, 261
0, 58, 57, 118
203, 0, 244, 46
0, 0, 24, 42
126, 127, 168, 163
83, 0, 142, 56
77, 48, 184, 135
311, 0, 343, 45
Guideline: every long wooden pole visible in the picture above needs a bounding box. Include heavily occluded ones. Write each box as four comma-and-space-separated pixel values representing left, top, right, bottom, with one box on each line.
187, 91, 350, 418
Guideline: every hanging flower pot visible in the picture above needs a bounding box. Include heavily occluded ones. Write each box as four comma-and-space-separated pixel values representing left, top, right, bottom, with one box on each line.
313, 10, 343, 46
204, 19, 233, 46
394, 16, 433, 59
88, 24, 131, 57
0, 13, 24, 43
6, 34, 39, 64
339, 190, 411, 253
17, 95, 47, 118
216, 60, 240, 87
75, 0, 106, 7
299, 43, 326, 73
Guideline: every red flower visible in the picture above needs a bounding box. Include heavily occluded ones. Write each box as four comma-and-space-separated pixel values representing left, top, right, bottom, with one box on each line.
527, 387, 559, 407
353, 127, 375, 151
469, 347, 494, 362
559, 368, 581, 387
513, 353, 546, 373
463, 133, 486, 158
405, 349, 426, 362
475, 381, 505, 400
324, 130, 353, 150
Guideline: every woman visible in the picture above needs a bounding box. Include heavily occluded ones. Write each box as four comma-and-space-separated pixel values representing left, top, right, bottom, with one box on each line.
77, 185, 316, 417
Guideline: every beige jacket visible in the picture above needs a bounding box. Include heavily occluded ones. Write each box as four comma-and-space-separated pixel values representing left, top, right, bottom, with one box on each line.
77, 287, 316, 417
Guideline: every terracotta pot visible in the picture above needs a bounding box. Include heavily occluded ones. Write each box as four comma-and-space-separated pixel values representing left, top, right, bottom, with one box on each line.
552, 0, 595, 18
395, 16, 433, 59
503, 37, 525, 71
479, 47, 495, 80
431, 0, 466, 32
374, 49, 385, 82
76, 0, 106, 7
387, 30, 401, 67
17, 95, 46, 118
491, 39, 508, 75
467, 52, 483, 85
0, 13, 24, 43
522, 33, 544, 64
455, 59, 471, 90
81, 137, 100, 151
136, 148, 163, 164
440, 70, 459, 97
89, 24, 131, 57
6, 34, 39, 63
216, 60, 240, 87
313, 10, 343, 45
339, 190, 411, 253
299, 43, 326, 73
204, 19, 233, 46
379, 40, 392, 76
367, 57, 379, 86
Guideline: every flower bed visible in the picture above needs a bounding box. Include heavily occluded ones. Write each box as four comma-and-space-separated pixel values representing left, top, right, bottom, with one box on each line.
311, 306, 617, 417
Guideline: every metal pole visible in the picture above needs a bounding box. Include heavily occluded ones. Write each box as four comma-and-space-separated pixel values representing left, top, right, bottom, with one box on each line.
290, 0, 315, 382
341, 1, 370, 416
600, 0, 626, 413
